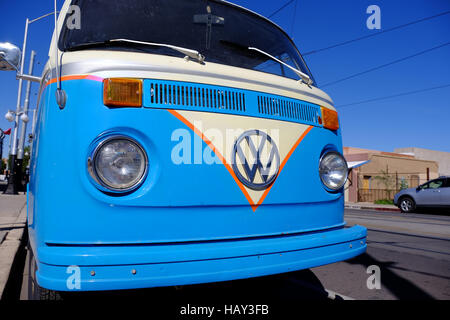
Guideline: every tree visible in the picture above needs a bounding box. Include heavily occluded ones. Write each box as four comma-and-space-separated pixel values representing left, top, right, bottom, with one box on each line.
374, 169, 395, 190
0, 159, 6, 173
399, 178, 409, 190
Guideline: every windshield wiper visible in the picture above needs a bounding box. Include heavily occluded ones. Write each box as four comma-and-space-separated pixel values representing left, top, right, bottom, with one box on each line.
110, 39, 205, 64
247, 47, 313, 85
66, 40, 148, 52
65, 39, 205, 64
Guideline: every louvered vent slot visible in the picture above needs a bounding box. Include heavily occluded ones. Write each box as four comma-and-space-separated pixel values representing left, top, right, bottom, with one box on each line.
149, 81, 246, 112
257, 95, 320, 125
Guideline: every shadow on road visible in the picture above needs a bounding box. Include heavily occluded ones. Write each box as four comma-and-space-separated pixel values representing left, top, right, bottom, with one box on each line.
57, 269, 329, 301
413, 208, 450, 216
347, 253, 434, 300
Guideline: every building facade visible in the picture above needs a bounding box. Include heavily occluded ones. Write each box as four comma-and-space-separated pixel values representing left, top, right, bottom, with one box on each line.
344, 147, 439, 203
394, 147, 450, 176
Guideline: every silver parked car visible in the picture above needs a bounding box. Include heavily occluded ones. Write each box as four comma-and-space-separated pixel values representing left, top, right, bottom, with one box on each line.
394, 177, 450, 213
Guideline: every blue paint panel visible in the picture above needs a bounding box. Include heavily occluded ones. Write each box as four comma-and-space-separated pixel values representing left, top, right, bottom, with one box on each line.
30, 80, 344, 246
28, 78, 366, 291
36, 226, 367, 291
143, 79, 323, 127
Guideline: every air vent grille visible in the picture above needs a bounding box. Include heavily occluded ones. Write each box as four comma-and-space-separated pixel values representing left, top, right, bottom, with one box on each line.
149, 82, 246, 112
143, 79, 323, 127
257, 95, 321, 125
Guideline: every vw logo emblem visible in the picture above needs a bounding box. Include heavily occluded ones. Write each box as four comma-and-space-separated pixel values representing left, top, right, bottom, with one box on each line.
232, 130, 280, 191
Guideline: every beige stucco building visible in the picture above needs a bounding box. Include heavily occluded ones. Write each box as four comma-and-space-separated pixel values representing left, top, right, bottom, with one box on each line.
344, 147, 439, 203
394, 147, 450, 176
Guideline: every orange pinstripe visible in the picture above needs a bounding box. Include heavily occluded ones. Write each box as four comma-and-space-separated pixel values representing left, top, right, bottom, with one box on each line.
43, 75, 104, 89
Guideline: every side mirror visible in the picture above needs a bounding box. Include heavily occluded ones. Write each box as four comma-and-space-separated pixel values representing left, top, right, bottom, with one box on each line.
0, 42, 21, 72
416, 186, 422, 191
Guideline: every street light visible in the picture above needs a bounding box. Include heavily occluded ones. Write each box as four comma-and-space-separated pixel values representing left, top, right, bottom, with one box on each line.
1, 12, 55, 194
21, 113, 29, 123
5, 110, 30, 123
5, 111, 15, 122
17, 50, 36, 163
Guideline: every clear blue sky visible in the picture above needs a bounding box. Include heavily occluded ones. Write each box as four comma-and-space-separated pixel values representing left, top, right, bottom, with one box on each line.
1, 0, 449, 159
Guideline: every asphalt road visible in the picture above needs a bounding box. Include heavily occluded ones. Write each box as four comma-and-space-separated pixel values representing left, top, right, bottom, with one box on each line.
16, 208, 450, 300
310, 209, 450, 300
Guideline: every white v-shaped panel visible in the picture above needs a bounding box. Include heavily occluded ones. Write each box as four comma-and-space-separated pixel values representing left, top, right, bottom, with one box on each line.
170, 110, 313, 210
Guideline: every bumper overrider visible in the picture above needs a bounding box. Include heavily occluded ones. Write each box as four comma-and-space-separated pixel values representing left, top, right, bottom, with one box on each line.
36, 225, 366, 292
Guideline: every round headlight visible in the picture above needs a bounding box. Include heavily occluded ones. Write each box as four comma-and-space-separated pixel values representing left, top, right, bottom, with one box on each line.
89, 136, 148, 192
319, 151, 348, 190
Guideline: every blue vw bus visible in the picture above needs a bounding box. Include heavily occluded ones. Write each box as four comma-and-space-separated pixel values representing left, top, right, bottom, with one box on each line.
0, 0, 366, 297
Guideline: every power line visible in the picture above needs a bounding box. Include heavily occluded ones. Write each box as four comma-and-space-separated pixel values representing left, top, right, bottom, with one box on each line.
290, 0, 298, 37
336, 84, 450, 109
303, 10, 450, 56
321, 42, 450, 87
268, 0, 295, 18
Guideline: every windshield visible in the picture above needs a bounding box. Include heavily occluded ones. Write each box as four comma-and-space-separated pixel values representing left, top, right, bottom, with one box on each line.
59, 0, 315, 84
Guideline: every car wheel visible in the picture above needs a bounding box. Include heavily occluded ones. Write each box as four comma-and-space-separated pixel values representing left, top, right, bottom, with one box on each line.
399, 197, 415, 213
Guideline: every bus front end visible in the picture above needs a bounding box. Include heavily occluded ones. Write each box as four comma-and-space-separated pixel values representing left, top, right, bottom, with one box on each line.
28, 0, 366, 292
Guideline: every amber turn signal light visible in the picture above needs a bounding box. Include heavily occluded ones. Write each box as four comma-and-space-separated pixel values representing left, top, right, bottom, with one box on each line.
103, 78, 143, 107
321, 106, 339, 131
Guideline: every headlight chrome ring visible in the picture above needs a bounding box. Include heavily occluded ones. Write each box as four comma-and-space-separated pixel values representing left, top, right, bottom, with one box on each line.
319, 151, 348, 191
88, 135, 148, 193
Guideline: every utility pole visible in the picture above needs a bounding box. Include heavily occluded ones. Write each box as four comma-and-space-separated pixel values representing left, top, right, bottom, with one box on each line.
0, 129, 12, 173
29, 109, 37, 157
4, 12, 53, 195
3, 18, 29, 195
0, 130, 4, 173
16, 50, 36, 191
6, 133, 12, 171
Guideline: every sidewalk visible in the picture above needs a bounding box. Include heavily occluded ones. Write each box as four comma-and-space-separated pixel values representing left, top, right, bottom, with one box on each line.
345, 201, 400, 212
0, 194, 27, 299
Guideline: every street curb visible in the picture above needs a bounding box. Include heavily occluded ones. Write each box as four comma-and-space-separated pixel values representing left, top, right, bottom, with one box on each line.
0, 203, 27, 300
365, 207, 401, 213
345, 204, 401, 213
